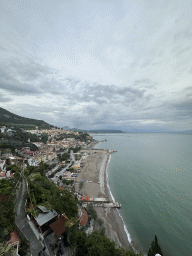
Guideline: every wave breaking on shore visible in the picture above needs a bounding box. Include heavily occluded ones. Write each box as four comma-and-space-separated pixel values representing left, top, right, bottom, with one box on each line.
103, 150, 137, 252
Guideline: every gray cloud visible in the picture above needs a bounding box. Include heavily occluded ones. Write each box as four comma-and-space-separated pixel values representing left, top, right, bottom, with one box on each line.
0, 92, 12, 102
60, 79, 148, 106
133, 79, 158, 89
177, 46, 192, 56
0, 56, 54, 95
0, 75, 40, 95
0, 66, 37, 95
171, 99, 192, 117
173, 28, 192, 41
1, 44, 191, 131
165, 88, 192, 119
10, 59, 53, 82
0, 0, 192, 132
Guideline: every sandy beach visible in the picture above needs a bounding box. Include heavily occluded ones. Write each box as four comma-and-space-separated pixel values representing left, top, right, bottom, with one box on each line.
75, 149, 133, 251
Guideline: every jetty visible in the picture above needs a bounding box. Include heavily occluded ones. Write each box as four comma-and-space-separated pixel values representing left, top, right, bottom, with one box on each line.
82, 201, 121, 209
94, 202, 121, 208
75, 193, 121, 209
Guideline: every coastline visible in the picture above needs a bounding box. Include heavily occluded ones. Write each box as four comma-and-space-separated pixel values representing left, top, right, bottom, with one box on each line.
76, 146, 134, 252
101, 151, 133, 251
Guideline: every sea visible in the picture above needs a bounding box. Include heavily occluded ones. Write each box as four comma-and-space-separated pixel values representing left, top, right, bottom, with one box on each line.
93, 133, 192, 256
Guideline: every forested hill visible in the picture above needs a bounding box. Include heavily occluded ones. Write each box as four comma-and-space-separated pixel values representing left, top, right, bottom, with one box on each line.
0, 107, 53, 129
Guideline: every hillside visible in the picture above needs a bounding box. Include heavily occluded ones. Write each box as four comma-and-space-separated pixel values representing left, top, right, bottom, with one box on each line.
0, 107, 53, 129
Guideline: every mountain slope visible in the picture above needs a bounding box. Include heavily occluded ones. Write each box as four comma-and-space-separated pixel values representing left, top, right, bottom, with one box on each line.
0, 107, 53, 129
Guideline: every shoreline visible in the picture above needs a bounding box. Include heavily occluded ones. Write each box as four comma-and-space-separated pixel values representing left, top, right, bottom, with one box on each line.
76, 146, 134, 252
102, 151, 133, 251
97, 147, 143, 254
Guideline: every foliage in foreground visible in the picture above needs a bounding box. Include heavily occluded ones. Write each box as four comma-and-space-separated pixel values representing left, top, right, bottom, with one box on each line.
76, 230, 143, 256
148, 235, 163, 256
26, 164, 78, 218
87, 203, 97, 220
0, 179, 15, 243
18, 237, 29, 256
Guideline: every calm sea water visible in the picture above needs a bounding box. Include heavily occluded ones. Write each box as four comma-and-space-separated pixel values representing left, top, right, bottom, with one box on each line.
93, 133, 192, 256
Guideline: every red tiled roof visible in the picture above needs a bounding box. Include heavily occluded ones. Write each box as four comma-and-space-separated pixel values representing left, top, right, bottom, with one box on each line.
49, 215, 69, 237
81, 196, 89, 202
57, 186, 65, 190
79, 209, 88, 226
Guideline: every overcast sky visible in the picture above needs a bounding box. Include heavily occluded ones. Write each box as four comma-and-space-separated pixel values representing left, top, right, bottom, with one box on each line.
1, 0, 192, 132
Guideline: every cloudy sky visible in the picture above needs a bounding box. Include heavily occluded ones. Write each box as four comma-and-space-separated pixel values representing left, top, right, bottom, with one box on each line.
1, 0, 192, 132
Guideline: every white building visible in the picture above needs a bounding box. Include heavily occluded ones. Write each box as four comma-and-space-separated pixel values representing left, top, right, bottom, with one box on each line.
28, 158, 39, 166
0, 160, 6, 170
0, 126, 6, 133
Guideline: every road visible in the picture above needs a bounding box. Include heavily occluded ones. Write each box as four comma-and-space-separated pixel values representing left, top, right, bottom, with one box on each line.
70, 150, 75, 162
46, 164, 60, 178
15, 177, 50, 256
50, 162, 71, 184
50, 150, 75, 184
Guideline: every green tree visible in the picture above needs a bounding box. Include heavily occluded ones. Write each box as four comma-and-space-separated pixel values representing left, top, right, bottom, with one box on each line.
85, 231, 116, 256
0, 180, 15, 244
65, 218, 78, 254
58, 152, 70, 162
76, 230, 88, 256
18, 237, 29, 256
76, 230, 142, 256
87, 203, 97, 220
50, 189, 78, 218
148, 235, 163, 256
